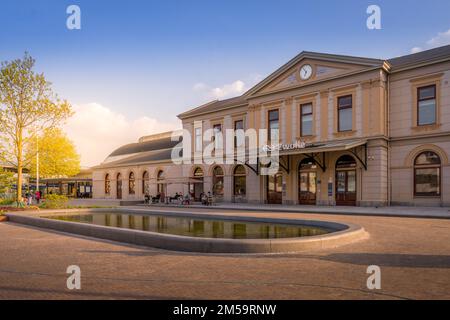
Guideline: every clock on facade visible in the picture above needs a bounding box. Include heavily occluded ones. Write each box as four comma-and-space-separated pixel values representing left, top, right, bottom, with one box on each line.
300, 64, 313, 80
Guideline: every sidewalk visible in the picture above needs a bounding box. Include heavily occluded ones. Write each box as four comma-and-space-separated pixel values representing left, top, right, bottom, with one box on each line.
136, 202, 450, 220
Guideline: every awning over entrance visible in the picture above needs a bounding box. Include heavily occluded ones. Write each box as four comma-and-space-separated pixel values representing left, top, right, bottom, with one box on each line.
277, 139, 367, 156
256, 139, 368, 174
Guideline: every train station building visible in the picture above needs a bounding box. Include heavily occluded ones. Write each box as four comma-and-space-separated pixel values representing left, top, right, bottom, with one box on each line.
92, 45, 450, 207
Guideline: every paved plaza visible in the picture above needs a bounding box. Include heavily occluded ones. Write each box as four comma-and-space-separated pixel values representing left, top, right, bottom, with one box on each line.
0, 208, 449, 300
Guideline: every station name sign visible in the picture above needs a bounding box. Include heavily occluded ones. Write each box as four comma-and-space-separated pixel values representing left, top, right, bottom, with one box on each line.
262, 140, 316, 152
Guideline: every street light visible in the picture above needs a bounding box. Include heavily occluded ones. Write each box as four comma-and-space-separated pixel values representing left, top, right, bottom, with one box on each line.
32, 127, 39, 195
36, 131, 39, 193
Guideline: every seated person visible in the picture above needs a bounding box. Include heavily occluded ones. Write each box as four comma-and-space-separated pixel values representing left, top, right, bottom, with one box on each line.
183, 194, 190, 205
201, 192, 208, 205
207, 192, 213, 206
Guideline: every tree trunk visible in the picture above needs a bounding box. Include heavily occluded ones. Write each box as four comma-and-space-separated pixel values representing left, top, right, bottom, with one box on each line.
16, 129, 23, 204
17, 162, 23, 203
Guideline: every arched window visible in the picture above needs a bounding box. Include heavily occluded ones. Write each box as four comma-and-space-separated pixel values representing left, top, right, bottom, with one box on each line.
105, 174, 110, 195
212, 166, 224, 196
299, 158, 317, 170
116, 173, 122, 199
336, 155, 357, 169
129, 172, 135, 195
157, 170, 165, 195
233, 165, 246, 196
193, 167, 204, 177
414, 151, 441, 197
142, 171, 149, 195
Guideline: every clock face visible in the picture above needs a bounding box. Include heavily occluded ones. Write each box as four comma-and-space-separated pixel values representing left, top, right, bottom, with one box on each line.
300, 64, 313, 80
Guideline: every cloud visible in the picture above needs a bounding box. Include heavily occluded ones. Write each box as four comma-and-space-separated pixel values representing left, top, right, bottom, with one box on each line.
193, 74, 264, 101
411, 28, 450, 53
63, 103, 180, 167
194, 80, 247, 100
411, 47, 423, 54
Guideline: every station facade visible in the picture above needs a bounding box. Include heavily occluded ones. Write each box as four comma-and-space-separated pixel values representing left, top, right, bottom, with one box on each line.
92, 45, 450, 207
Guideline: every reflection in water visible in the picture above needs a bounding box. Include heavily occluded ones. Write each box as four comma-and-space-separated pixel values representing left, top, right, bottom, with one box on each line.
129, 215, 135, 229
260, 225, 270, 239
193, 221, 204, 236
44, 213, 330, 239
212, 222, 224, 238
142, 216, 149, 230
117, 215, 122, 228
233, 224, 247, 238
104, 214, 111, 227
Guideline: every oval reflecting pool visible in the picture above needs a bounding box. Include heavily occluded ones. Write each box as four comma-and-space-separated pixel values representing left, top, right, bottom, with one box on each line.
43, 212, 331, 239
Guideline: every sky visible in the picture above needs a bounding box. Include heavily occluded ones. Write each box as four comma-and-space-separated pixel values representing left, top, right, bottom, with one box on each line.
1, 0, 450, 166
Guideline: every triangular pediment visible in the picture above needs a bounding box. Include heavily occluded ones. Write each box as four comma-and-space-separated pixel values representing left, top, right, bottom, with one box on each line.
245, 52, 385, 97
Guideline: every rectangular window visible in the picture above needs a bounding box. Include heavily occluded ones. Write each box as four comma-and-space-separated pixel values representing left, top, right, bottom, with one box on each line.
213, 124, 222, 149
338, 95, 352, 132
195, 127, 202, 152
415, 168, 440, 196
268, 109, 279, 143
417, 85, 436, 126
234, 120, 244, 148
300, 103, 313, 136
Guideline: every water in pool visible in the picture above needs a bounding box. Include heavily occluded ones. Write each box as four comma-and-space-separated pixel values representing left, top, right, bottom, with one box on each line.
43, 212, 330, 239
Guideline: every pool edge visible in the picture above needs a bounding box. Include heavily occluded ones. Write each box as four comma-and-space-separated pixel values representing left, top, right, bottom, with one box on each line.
5, 211, 368, 254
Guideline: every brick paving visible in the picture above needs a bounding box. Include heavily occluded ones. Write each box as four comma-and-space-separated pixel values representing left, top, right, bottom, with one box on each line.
0, 209, 450, 300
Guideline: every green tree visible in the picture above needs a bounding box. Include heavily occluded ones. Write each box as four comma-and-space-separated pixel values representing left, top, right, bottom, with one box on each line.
27, 128, 80, 178
0, 169, 15, 195
0, 53, 72, 204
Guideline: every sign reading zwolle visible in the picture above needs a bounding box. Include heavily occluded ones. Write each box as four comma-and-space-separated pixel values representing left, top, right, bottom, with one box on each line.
262, 140, 313, 152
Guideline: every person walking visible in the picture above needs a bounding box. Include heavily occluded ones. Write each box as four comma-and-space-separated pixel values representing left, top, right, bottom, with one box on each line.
27, 192, 33, 206
35, 190, 41, 204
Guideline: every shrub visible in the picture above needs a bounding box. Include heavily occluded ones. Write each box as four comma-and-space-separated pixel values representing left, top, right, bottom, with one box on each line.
40, 194, 69, 209
0, 198, 14, 206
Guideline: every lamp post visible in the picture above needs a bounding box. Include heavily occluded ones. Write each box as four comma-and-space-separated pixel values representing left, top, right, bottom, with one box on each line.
34, 128, 39, 194
36, 132, 39, 193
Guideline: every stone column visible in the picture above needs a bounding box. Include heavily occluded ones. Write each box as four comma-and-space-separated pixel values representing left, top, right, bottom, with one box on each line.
360, 140, 389, 207
327, 90, 334, 140
224, 173, 232, 203
356, 84, 363, 135
246, 171, 262, 204
204, 175, 212, 194
281, 100, 286, 144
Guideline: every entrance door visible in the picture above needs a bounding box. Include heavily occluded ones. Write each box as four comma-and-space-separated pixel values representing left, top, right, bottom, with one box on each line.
116, 173, 122, 199
191, 167, 204, 201
299, 171, 317, 205
335, 155, 357, 206
267, 173, 283, 204
193, 183, 204, 201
